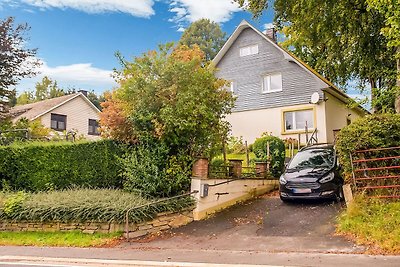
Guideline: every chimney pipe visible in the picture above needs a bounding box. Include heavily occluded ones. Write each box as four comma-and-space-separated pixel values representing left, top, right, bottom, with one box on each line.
78, 90, 88, 97
264, 28, 277, 43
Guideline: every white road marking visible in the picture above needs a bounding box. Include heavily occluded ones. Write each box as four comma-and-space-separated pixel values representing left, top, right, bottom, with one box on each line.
0, 256, 291, 267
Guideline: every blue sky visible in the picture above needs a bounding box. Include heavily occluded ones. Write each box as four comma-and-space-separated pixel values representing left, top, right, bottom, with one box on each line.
0, 0, 275, 94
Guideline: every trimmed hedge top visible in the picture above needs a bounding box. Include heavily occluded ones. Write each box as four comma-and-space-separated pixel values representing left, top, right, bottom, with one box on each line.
0, 140, 123, 191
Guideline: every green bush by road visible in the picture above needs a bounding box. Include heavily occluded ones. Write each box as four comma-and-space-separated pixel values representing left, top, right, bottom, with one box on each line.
0, 189, 193, 223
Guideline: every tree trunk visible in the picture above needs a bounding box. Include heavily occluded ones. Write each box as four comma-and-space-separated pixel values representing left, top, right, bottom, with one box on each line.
370, 77, 377, 114
395, 47, 400, 113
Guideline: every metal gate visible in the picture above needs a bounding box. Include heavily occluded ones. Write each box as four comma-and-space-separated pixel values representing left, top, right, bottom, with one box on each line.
350, 146, 400, 199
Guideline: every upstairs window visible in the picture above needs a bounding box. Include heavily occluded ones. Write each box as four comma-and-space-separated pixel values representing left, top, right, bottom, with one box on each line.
88, 119, 100, 135
240, 44, 258, 57
262, 73, 282, 93
284, 109, 314, 132
50, 113, 66, 131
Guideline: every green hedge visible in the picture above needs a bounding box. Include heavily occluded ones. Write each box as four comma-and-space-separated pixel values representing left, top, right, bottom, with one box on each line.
0, 140, 123, 191
336, 114, 400, 181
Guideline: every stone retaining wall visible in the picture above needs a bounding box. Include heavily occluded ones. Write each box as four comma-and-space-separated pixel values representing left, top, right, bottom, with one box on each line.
0, 209, 194, 238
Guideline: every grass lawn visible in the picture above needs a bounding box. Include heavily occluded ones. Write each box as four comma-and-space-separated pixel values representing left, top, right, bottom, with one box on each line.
337, 198, 400, 254
0, 231, 122, 247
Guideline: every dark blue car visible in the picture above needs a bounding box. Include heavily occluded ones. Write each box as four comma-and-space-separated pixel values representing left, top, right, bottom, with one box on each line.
279, 144, 344, 202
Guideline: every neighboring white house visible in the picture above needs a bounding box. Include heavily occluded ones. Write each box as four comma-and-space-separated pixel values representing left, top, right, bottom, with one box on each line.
10, 92, 101, 140
213, 20, 368, 144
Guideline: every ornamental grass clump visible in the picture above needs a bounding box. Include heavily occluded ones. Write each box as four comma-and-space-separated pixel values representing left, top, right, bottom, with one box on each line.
0, 189, 193, 223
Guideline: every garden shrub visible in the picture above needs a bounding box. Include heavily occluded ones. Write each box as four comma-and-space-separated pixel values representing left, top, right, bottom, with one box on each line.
253, 135, 285, 177
119, 141, 192, 198
0, 189, 194, 223
0, 140, 123, 191
336, 114, 400, 181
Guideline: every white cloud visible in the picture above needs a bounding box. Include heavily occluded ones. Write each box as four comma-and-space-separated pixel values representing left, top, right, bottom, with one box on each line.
177, 27, 185, 32
264, 23, 274, 30
169, 0, 241, 24
18, 61, 117, 94
20, 0, 155, 17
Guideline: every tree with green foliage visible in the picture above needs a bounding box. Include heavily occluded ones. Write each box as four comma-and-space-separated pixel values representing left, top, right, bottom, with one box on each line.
87, 90, 104, 110
234, 0, 397, 113
179, 19, 226, 61
0, 17, 40, 120
102, 43, 234, 196
367, 0, 400, 112
17, 76, 65, 105
109, 43, 234, 156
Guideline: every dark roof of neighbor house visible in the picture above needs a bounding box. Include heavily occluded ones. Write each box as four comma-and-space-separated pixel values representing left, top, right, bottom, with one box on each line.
212, 20, 369, 115
10, 92, 100, 122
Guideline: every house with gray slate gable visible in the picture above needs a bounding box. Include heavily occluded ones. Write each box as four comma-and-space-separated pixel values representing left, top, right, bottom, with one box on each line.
213, 20, 367, 144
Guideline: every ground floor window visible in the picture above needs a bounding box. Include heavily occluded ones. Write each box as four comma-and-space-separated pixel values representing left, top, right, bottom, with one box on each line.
88, 119, 100, 135
283, 109, 314, 132
50, 113, 66, 131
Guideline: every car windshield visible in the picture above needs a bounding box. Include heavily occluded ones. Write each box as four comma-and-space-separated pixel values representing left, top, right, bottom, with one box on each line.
287, 148, 335, 171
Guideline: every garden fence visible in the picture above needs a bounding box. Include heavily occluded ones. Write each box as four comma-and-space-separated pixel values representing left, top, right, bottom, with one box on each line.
350, 146, 400, 199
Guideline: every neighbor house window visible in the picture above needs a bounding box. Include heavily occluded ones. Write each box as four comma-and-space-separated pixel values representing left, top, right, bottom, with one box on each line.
262, 73, 282, 93
50, 113, 66, 131
284, 109, 314, 132
88, 119, 100, 135
240, 44, 258, 57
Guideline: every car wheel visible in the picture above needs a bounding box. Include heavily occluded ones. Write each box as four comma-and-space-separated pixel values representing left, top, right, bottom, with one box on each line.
280, 196, 290, 203
336, 186, 344, 202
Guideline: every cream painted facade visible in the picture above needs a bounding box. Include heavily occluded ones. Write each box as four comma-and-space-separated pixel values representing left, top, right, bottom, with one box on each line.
39, 95, 100, 140
324, 91, 364, 143
227, 93, 364, 145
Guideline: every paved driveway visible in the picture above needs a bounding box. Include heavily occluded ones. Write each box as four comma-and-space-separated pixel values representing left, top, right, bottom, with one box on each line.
125, 193, 365, 254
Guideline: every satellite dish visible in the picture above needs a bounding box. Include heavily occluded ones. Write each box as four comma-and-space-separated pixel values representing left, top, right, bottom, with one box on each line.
310, 92, 320, 104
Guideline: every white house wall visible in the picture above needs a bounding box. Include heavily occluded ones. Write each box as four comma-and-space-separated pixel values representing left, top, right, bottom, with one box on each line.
39, 96, 100, 140
324, 91, 364, 143
226, 102, 327, 144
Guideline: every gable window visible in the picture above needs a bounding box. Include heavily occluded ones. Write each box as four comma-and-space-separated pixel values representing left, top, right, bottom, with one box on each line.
240, 44, 258, 57
88, 119, 100, 135
283, 109, 314, 132
262, 73, 282, 93
50, 113, 66, 131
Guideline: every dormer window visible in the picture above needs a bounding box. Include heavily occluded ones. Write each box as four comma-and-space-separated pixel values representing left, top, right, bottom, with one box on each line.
262, 73, 282, 93
240, 44, 258, 57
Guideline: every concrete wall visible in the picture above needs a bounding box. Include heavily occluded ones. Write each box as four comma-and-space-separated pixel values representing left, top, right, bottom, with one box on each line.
191, 178, 278, 221
40, 95, 100, 140
324, 91, 364, 143
226, 102, 327, 144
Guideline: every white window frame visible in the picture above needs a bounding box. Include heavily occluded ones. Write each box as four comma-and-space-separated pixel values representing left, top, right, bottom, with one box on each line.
240, 44, 259, 57
262, 73, 282, 93
283, 109, 315, 132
